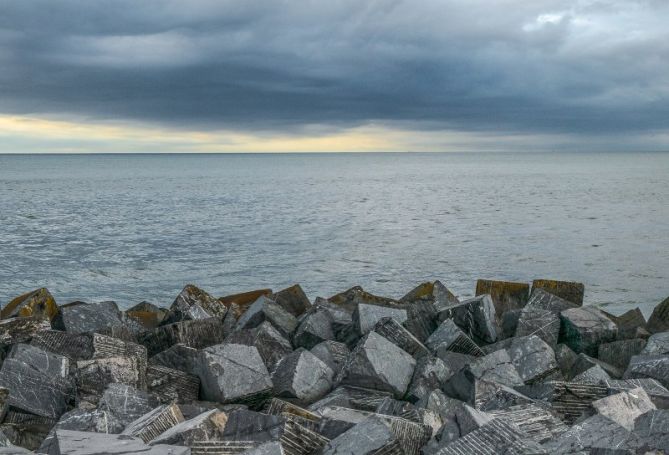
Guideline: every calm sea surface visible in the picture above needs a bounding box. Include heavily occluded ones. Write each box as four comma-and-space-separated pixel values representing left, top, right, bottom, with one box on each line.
0, 152, 667, 316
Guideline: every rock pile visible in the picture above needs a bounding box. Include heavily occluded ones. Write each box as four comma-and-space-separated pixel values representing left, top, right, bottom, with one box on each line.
0, 280, 667, 454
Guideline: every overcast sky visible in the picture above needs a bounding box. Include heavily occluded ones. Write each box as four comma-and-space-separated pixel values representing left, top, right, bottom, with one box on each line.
1, 0, 668, 152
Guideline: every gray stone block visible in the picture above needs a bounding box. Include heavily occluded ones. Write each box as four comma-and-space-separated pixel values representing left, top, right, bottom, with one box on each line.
272, 284, 312, 317
52, 301, 123, 334
554, 343, 578, 378
426, 319, 484, 357
0, 356, 71, 418
598, 339, 646, 371
149, 409, 228, 446
506, 335, 558, 384
236, 296, 298, 339
162, 284, 227, 326
400, 301, 438, 343
76, 356, 144, 405
122, 404, 185, 443
488, 403, 568, 444
37, 408, 124, 454
515, 288, 578, 347
542, 414, 630, 454
603, 378, 669, 409
623, 354, 669, 388
572, 364, 611, 383
475, 279, 530, 319
98, 383, 160, 426
400, 281, 458, 307
242, 441, 284, 455
516, 381, 609, 424
271, 349, 334, 405
52, 429, 191, 455
373, 317, 429, 359
292, 306, 334, 350
560, 306, 618, 356
220, 409, 285, 442
647, 296, 669, 334
435, 418, 546, 455
225, 322, 293, 372
437, 295, 499, 345
149, 344, 200, 374
624, 409, 669, 453
196, 344, 273, 405
461, 349, 524, 387
571, 353, 622, 380
338, 332, 416, 398
147, 365, 200, 404
592, 387, 655, 430
641, 331, 669, 355
353, 304, 407, 336
141, 318, 226, 356
405, 356, 452, 403
310, 341, 350, 376
603, 307, 647, 340
532, 279, 584, 305
0, 409, 57, 451
0, 316, 50, 346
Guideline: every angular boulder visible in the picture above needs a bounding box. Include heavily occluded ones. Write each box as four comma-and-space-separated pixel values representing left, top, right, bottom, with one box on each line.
271, 349, 334, 405
372, 317, 429, 358
98, 383, 159, 426
532, 279, 584, 305
425, 319, 483, 357
52, 300, 123, 333
235, 296, 298, 339
272, 284, 311, 317
506, 335, 558, 384
475, 279, 530, 319
76, 356, 144, 405
642, 331, 669, 355
37, 408, 124, 454
338, 331, 416, 398
624, 354, 669, 388
149, 409, 228, 446
592, 387, 656, 430
147, 365, 200, 404
515, 287, 577, 347
196, 343, 273, 405
647, 296, 669, 333
353, 303, 407, 337
51, 429, 190, 455
438, 295, 499, 345
321, 416, 401, 455
292, 306, 334, 350
560, 306, 617, 356
121, 404, 185, 443
435, 418, 544, 455
0, 316, 51, 346
604, 378, 669, 409
141, 317, 226, 356
310, 340, 350, 376
126, 301, 167, 330
405, 355, 452, 403
219, 288, 273, 317
0, 287, 58, 320
624, 409, 669, 453
598, 338, 646, 370
542, 414, 630, 454
161, 284, 227, 325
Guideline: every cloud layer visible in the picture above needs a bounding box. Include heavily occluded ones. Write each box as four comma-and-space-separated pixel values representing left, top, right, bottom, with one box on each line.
1, 0, 668, 150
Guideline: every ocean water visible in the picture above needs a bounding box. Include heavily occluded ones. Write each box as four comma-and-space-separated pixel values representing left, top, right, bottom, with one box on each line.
0, 152, 667, 316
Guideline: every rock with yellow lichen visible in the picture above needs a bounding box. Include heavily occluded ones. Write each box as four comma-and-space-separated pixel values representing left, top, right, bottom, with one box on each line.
0, 288, 58, 321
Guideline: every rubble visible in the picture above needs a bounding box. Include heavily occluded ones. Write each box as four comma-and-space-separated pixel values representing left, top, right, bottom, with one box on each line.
0, 281, 664, 453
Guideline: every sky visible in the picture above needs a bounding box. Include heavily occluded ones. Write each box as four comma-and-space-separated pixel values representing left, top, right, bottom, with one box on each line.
1, 0, 668, 153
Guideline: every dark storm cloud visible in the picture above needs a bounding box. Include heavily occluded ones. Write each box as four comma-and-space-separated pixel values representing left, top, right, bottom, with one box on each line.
1, 0, 668, 135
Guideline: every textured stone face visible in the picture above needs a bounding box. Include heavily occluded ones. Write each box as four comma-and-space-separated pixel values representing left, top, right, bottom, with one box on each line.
98, 383, 160, 426
148, 409, 228, 446
488, 404, 568, 444
435, 418, 545, 455
121, 404, 185, 443
353, 303, 408, 336
37, 408, 124, 454
475, 279, 530, 318
426, 319, 483, 357
438, 295, 499, 345
603, 378, 669, 410
52, 301, 123, 333
647, 296, 669, 333
236, 296, 298, 338
532, 279, 585, 306
162, 284, 227, 326
141, 317, 226, 356
625, 409, 669, 453
624, 354, 669, 388
52, 429, 191, 455
542, 414, 630, 454
0, 287, 58, 320
125, 301, 167, 329
0, 316, 51, 346
310, 340, 350, 376
147, 364, 200, 404
592, 387, 656, 430
225, 322, 294, 372
572, 364, 611, 383
466, 349, 524, 387
598, 338, 646, 370
515, 288, 578, 348
149, 343, 200, 373
339, 332, 416, 398
642, 331, 669, 355
196, 343, 273, 404
506, 335, 558, 384
293, 306, 335, 350
76, 356, 144, 404
560, 306, 618, 356
271, 349, 334, 405
321, 417, 401, 455
272, 284, 312, 317
373, 317, 429, 358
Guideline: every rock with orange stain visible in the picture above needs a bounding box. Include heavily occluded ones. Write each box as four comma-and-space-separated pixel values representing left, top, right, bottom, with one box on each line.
0, 288, 58, 321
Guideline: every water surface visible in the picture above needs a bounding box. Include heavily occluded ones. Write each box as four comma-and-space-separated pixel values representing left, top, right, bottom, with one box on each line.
1, 152, 667, 315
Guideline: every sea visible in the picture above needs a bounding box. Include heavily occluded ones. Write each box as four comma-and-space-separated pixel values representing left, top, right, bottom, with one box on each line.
0, 152, 667, 316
